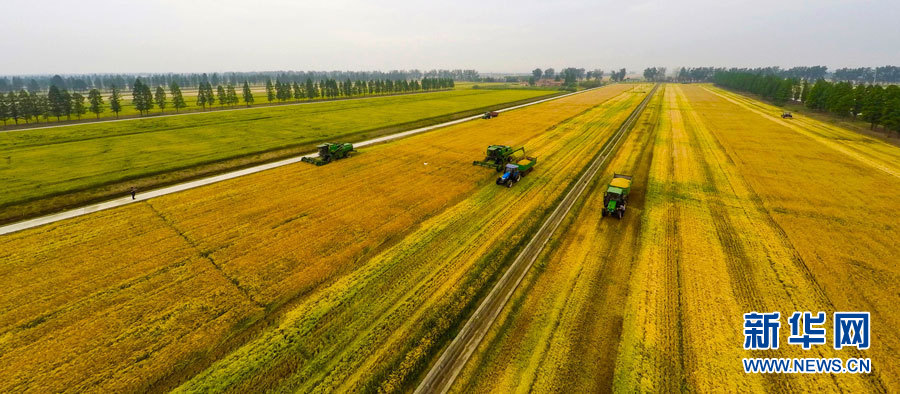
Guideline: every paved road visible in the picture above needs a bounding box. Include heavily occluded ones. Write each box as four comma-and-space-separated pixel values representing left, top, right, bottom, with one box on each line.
0, 88, 592, 236
414, 84, 660, 394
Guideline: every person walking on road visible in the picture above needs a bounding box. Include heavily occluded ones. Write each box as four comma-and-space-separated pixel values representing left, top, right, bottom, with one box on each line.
130, 187, 137, 200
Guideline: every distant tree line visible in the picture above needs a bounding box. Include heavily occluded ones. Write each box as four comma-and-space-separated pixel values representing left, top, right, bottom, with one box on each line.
643, 67, 667, 81
713, 70, 900, 134
0, 69, 479, 94
675, 66, 900, 84
0, 76, 454, 126
529, 67, 616, 83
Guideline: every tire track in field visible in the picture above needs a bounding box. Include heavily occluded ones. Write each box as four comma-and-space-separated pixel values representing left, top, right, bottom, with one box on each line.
674, 89, 766, 312
144, 201, 264, 308
662, 91, 688, 392
415, 84, 660, 394
681, 85, 889, 392
550, 86, 663, 390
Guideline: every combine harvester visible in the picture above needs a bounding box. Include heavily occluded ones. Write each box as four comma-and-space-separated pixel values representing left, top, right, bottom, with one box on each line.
301, 142, 355, 166
473, 145, 527, 172
482, 111, 500, 119
602, 174, 632, 219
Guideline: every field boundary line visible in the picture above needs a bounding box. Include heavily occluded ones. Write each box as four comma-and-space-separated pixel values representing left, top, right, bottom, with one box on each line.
414, 83, 660, 394
0, 87, 600, 236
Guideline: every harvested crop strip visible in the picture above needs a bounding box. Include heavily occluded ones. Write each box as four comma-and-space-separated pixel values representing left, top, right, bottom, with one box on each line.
0, 84, 640, 392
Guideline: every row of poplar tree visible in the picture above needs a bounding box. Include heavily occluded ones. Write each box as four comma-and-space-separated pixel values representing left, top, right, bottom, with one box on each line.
264, 77, 453, 102
713, 70, 900, 133
0, 77, 454, 126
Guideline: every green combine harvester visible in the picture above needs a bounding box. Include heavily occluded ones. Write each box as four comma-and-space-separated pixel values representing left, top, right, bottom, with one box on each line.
473, 145, 526, 172
602, 174, 632, 219
301, 142, 355, 166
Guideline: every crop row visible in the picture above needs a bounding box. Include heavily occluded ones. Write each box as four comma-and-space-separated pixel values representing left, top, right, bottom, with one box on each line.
0, 84, 639, 391
174, 84, 651, 392
451, 84, 899, 392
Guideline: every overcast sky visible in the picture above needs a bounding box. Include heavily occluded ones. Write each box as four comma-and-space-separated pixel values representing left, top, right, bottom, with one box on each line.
2, 0, 898, 75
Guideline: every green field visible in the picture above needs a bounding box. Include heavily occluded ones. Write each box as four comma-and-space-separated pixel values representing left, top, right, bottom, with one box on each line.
3, 88, 455, 124
0, 88, 554, 222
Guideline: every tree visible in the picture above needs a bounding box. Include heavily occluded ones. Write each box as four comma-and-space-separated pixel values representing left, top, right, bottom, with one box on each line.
544, 68, 555, 79
50, 74, 66, 89
532, 68, 543, 80
800, 80, 810, 103
0, 93, 8, 126
109, 86, 122, 118
306, 78, 316, 99
60, 89, 73, 120
88, 89, 105, 119
861, 85, 884, 129
132, 79, 154, 115
226, 84, 238, 106
7, 92, 19, 124
39, 93, 54, 122
204, 82, 214, 107
48, 85, 64, 121
242, 81, 254, 106
155, 86, 167, 113
170, 82, 186, 113
196, 82, 209, 109
293, 82, 303, 100
217, 85, 227, 108
265, 79, 275, 102
71, 93, 87, 119
18, 90, 34, 123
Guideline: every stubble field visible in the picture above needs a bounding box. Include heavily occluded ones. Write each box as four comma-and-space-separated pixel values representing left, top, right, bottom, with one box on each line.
1, 81, 897, 392
0, 84, 649, 392
450, 83, 899, 392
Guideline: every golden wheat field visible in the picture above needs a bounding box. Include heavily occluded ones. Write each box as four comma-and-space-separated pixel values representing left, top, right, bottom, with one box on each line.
2, 82, 897, 392
0, 84, 650, 392
451, 84, 900, 392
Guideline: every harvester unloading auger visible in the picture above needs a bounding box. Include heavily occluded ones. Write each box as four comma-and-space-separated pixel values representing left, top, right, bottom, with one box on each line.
301, 142, 355, 166
473, 145, 526, 172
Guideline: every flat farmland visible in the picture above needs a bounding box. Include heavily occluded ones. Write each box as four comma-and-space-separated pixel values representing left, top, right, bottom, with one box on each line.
0, 84, 648, 392
0, 88, 554, 223
450, 84, 899, 392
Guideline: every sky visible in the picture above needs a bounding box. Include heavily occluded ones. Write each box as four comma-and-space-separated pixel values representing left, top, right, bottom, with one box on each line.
1, 0, 898, 75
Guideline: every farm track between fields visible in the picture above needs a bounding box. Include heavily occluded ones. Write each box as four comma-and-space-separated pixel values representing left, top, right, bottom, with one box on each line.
415, 83, 660, 394
0, 88, 584, 236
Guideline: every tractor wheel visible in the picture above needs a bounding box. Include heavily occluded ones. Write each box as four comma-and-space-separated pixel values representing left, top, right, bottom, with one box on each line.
506, 180, 513, 188
616, 210, 623, 219
602, 210, 608, 217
